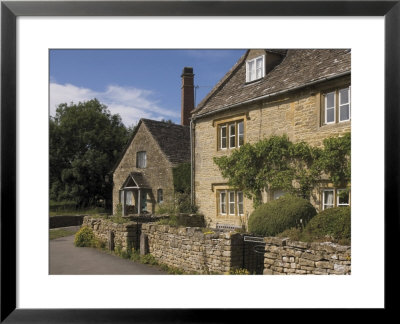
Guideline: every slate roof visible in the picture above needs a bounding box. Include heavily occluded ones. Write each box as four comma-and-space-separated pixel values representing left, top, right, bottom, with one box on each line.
192, 49, 351, 118
141, 119, 190, 165
122, 172, 151, 188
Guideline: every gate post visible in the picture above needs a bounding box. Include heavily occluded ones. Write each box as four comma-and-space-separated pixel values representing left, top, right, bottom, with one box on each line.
140, 233, 149, 255
108, 231, 115, 251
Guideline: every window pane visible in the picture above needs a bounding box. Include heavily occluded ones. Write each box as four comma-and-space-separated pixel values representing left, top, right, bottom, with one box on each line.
323, 190, 334, 209
326, 92, 335, 108
238, 121, 244, 146
326, 108, 335, 123
247, 61, 254, 81
220, 126, 227, 149
229, 191, 235, 214
237, 192, 243, 215
340, 104, 350, 121
339, 88, 349, 104
220, 192, 226, 214
338, 190, 349, 206
137, 151, 146, 168
229, 123, 236, 148
126, 191, 133, 205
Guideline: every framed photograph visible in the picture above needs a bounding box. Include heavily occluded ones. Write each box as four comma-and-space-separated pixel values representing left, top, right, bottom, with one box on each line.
1, 0, 398, 321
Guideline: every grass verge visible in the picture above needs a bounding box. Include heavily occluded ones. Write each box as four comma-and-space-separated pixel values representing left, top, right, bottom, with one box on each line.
49, 228, 80, 240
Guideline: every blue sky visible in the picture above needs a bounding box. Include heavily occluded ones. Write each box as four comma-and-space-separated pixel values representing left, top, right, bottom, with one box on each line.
50, 49, 246, 127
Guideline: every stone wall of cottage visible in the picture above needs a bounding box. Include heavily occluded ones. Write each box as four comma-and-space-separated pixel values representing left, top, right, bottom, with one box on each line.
262, 237, 351, 275
112, 123, 175, 215
194, 76, 351, 228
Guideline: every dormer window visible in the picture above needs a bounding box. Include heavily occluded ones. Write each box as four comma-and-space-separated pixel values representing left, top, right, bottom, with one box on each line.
246, 55, 265, 82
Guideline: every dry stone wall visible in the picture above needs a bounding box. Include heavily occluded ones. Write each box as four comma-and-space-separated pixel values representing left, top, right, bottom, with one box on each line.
262, 237, 351, 275
141, 223, 243, 274
83, 217, 351, 275
82, 216, 141, 251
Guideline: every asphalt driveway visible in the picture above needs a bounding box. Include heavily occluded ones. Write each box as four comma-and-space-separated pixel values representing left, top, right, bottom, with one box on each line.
50, 233, 167, 275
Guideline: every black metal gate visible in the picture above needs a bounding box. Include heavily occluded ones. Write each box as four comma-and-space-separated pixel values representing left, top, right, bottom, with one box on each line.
242, 235, 265, 274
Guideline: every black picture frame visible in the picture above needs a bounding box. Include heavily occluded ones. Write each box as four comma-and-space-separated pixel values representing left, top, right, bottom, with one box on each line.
1, 0, 398, 322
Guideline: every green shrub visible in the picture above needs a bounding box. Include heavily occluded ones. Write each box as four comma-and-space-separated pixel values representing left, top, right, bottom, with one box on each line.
74, 226, 95, 247
304, 207, 351, 244
248, 195, 317, 236
229, 268, 250, 275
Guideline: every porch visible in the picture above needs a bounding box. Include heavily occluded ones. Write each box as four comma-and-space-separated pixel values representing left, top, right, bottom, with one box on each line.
120, 172, 152, 216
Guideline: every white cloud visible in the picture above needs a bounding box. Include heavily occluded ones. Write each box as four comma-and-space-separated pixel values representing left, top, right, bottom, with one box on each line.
49, 82, 179, 126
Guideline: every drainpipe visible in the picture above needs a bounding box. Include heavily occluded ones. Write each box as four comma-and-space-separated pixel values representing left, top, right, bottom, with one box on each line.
190, 119, 195, 205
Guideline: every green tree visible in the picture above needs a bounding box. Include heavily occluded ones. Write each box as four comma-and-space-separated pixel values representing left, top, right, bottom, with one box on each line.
50, 99, 131, 207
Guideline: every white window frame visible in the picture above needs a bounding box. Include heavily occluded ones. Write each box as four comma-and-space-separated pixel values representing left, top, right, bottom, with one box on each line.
220, 125, 227, 149
339, 87, 351, 122
324, 91, 336, 124
322, 189, 335, 210
229, 123, 236, 149
238, 121, 244, 147
228, 191, 235, 215
337, 189, 350, 207
237, 191, 244, 216
220, 191, 227, 215
246, 55, 265, 82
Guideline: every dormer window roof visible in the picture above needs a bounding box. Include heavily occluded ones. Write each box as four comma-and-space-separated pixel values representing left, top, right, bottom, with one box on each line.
246, 55, 265, 82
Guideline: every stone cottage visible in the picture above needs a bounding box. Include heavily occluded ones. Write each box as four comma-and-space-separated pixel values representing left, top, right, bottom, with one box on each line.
112, 67, 195, 216
190, 49, 351, 229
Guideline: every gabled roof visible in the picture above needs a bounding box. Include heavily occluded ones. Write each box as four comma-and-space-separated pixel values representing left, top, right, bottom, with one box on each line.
121, 172, 151, 189
141, 119, 190, 165
111, 118, 190, 174
192, 49, 351, 119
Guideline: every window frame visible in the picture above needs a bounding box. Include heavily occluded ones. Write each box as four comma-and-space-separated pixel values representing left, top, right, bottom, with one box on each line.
229, 123, 236, 149
216, 188, 244, 216
339, 87, 351, 122
322, 86, 351, 126
246, 55, 265, 83
337, 189, 350, 207
228, 191, 235, 215
219, 191, 227, 215
322, 188, 350, 210
216, 117, 245, 151
324, 91, 336, 124
157, 188, 163, 204
322, 189, 335, 210
237, 191, 244, 216
220, 125, 227, 150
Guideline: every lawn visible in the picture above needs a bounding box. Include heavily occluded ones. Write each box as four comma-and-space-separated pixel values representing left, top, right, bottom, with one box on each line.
49, 200, 110, 217
49, 228, 80, 240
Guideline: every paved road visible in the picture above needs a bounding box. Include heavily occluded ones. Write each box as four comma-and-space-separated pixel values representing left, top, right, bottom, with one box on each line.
50, 234, 167, 275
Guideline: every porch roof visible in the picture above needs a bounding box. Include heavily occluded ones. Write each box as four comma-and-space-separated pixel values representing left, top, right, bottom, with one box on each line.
120, 172, 151, 189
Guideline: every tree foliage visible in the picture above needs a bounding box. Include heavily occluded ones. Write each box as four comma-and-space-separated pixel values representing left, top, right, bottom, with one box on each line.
50, 99, 131, 207
213, 133, 350, 208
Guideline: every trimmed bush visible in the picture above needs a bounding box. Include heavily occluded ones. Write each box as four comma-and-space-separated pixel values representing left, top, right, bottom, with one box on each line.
304, 207, 351, 244
248, 195, 317, 236
74, 226, 95, 247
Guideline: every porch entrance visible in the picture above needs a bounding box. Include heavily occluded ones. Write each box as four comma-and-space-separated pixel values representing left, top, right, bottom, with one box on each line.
120, 172, 151, 216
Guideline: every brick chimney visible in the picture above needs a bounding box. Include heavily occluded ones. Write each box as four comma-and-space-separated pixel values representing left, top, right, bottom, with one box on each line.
181, 67, 194, 126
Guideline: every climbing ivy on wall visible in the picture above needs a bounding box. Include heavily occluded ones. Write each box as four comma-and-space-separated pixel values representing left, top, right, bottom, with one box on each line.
172, 162, 191, 193
213, 133, 351, 208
